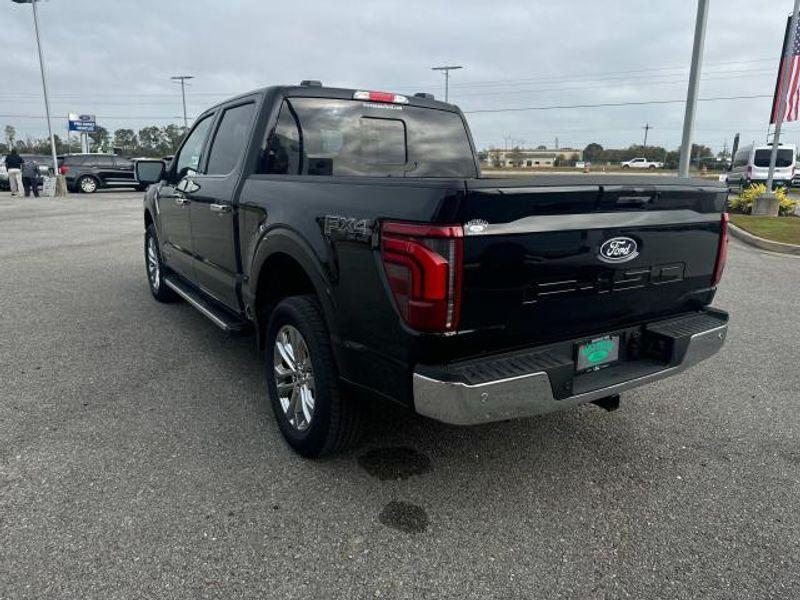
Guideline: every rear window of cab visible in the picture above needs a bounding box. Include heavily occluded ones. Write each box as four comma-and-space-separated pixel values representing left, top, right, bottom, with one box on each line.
258, 97, 477, 178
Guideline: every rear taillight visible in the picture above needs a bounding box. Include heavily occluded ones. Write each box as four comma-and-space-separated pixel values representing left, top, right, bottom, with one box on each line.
712, 213, 729, 286
381, 221, 463, 332
746, 165, 752, 179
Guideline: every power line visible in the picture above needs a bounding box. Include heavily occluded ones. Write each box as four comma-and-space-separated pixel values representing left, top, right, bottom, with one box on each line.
0, 94, 777, 121
396, 58, 778, 91
451, 71, 774, 99
0, 58, 778, 100
0, 114, 187, 120
463, 94, 775, 114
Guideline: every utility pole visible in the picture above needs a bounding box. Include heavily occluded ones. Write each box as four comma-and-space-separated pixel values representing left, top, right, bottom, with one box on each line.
431, 66, 462, 103
766, 0, 800, 193
678, 0, 710, 178
13, 0, 64, 194
171, 75, 194, 129
642, 123, 652, 148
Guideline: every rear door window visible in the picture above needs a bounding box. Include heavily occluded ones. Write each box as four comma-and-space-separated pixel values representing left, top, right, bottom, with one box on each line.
95, 156, 115, 168
259, 101, 301, 175
206, 102, 256, 175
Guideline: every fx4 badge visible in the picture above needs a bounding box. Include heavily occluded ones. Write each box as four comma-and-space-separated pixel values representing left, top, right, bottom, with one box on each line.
322, 215, 374, 242
598, 236, 639, 263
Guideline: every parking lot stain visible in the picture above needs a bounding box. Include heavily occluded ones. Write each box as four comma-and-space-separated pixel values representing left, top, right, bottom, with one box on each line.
379, 501, 428, 534
357, 447, 431, 481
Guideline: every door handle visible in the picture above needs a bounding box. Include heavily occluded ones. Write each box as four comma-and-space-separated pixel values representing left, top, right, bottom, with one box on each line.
210, 203, 231, 214
175, 194, 190, 206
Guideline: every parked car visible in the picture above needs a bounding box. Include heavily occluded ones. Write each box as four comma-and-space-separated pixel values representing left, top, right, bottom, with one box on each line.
135, 82, 730, 457
21, 154, 54, 176
58, 153, 145, 193
726, 142, 796, 192
1, 154, 53, 191
620, 157, 664, 169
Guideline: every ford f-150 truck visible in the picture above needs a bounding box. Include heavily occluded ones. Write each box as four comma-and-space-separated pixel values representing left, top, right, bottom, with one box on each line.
135, 82, 729, 457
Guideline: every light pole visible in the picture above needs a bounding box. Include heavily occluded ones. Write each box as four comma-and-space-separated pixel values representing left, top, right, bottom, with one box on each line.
431, 66, 462, 103
171, 75, 194, 129
13, 0, 63, 195
678, 0, 710, 178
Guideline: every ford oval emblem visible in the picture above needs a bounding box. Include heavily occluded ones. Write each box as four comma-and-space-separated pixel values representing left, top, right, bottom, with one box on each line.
599, 236, 639, 263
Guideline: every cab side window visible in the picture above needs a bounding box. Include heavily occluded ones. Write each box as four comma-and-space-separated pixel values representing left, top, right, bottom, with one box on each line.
175, 115, 214, 177
258, 101, 301, 175
206, 103, 256, 175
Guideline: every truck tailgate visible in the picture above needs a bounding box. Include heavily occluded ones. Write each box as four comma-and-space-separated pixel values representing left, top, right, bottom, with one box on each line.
454, 177, 727, 346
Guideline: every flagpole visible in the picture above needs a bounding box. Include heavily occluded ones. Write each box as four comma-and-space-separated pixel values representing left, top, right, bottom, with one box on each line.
766, 0, 800, 193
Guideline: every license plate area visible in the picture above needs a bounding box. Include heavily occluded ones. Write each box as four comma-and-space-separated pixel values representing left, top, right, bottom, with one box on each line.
575, 335, 620, 373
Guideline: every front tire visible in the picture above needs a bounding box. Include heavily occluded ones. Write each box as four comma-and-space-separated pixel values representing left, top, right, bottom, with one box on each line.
145, 224, 177, 302
266, 295, 362, 457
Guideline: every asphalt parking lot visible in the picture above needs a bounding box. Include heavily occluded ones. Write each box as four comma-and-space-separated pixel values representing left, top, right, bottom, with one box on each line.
1, 190, 799, 599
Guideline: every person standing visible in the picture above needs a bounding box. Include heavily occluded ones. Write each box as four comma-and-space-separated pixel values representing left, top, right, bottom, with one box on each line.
21, 157, 40, 198
4, 149, 24, 196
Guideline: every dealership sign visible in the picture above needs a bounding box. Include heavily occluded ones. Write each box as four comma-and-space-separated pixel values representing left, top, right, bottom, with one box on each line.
68, 113, 96, 132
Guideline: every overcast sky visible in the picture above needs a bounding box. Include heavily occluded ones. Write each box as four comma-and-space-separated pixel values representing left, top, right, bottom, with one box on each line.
1, 0, 795, 153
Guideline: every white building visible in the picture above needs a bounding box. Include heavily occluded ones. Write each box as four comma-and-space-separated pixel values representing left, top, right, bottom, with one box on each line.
484, 148, 583, 168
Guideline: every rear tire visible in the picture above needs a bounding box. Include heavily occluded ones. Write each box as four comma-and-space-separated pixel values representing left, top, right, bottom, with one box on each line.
78, 175, 98, 194
265, 295, 363, 457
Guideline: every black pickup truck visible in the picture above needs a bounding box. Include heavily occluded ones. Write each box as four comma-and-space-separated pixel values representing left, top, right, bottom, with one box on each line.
135, 82, 730, 457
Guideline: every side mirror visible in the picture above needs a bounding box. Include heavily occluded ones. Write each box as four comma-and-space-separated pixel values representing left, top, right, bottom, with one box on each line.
135, 159, 166, 185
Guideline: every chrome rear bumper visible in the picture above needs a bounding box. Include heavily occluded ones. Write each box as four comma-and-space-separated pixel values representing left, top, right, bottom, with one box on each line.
413, 313, 727, 426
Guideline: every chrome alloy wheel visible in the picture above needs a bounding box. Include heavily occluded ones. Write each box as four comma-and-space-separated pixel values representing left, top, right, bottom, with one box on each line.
80, 177, 97, 193
146, 235, 160, 291
273, 325, 315, 431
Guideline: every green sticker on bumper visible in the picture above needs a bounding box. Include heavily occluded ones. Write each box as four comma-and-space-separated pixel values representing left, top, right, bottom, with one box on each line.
576, 336, 620, 371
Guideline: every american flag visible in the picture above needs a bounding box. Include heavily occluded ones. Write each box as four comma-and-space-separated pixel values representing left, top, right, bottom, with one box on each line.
772, 15, 800, 123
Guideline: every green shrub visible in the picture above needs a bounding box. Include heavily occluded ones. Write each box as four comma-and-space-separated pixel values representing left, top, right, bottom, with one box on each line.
729, 184, 796, 216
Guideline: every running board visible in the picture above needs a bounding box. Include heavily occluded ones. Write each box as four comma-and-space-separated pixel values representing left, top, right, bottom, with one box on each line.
163, 275, 250, 333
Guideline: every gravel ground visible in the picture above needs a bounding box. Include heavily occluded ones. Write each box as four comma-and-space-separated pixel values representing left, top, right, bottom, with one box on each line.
1, 190, 798, 599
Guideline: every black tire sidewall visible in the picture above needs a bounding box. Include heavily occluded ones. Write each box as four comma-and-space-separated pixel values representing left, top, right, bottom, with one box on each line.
266, 297, 337, 457
144, 225, 174, 302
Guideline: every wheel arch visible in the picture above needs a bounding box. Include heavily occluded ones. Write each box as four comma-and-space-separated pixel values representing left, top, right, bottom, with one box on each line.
248, 228, 344, 371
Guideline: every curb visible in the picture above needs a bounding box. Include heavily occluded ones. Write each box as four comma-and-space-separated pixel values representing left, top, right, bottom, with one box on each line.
728, 222, 800, 256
